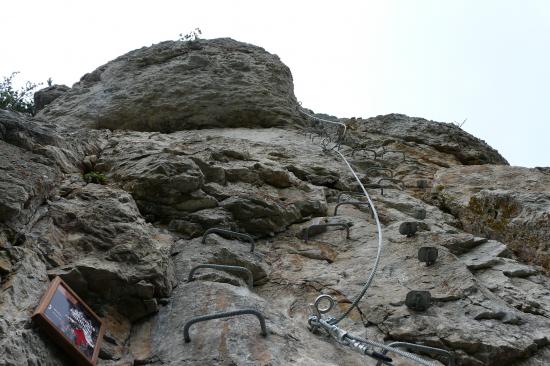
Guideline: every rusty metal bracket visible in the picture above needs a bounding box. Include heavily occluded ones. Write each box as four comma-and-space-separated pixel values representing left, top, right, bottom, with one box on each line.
202, 228, 255, 253
188, 264, 254, 289
304, 223, 350, 243
184, 309, 268, 343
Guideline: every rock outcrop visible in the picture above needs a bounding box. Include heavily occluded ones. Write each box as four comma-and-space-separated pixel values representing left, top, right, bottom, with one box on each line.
37, 39, 301, 132
1, 38, 549, 366
34, 84, 70, 112
432, 165, 550, 270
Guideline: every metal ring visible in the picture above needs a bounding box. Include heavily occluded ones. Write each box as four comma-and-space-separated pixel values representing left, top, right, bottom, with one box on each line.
314, 294, 335, 314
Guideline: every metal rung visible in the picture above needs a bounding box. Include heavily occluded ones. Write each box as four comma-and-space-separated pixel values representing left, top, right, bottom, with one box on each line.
377, 178, 405, 193
188, 264, 254, 289
334, 201, 372, 217
184, 309, 267, 342
365, 167, 394, 178
336, 191, 364, 203
351, 148, 378, 160
304, 223, 350, 243
379, 148, 406, 162
202, 228, 255, 252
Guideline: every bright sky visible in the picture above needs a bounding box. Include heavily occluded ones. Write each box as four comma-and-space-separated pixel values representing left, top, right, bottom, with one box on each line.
2, 0, 549, 167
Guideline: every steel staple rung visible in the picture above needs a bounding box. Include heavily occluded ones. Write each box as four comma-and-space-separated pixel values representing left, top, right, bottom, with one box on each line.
334, 200, 372, 217
202, 228, 255, 252
336, 190, 367, 203
351, 147, 378, 159
183, 309, 267, 343
377, 178, 405, 195
379, 149, 406, 162
365, 167, 394, 178
304, 223, 350, 243
188, 264, 254, 289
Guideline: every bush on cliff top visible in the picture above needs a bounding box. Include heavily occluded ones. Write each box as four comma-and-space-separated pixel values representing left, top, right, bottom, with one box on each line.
0, 72, 40, 115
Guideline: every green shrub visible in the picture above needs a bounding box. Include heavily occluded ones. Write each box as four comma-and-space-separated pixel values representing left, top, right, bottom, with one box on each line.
0, 72, 41, 115
83, 171, 107, 184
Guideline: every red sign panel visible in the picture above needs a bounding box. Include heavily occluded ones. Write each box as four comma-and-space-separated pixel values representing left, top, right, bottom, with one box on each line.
33, 277, 105, 365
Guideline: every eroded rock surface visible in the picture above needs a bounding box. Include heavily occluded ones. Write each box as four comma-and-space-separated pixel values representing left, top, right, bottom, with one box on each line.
34, 84, 70, 112
432, 165, 550, 270
352, 114, 508, 165
38, 38, 301, 132
1, 38, 549, 366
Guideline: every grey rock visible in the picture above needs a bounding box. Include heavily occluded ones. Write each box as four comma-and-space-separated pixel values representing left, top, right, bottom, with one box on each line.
30, 183, 176, 321
433, 165, 550, 270
460, 240, 511, 270
38, 39, 302, 132
1, 38, 549, 366
0, 248, 73, 365
495, 259, 539, 278
358, 113, 508, 165
33, 84, 70, 112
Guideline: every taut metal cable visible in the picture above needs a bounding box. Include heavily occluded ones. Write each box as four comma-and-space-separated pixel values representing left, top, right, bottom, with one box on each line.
298, 104, 453, 364
297, 105, 383, 325
331, 149, 383, 324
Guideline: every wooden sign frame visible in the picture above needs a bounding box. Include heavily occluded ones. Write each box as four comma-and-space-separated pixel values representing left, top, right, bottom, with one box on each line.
32, 276, 105, 365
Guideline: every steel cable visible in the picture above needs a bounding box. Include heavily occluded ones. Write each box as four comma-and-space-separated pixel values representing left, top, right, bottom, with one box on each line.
345, 334, 438, 366
331, 149, 383, 324
297, 106, 383, 325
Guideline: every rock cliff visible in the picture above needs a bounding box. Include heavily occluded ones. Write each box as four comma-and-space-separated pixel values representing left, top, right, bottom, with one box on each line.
1, 38, 549, 366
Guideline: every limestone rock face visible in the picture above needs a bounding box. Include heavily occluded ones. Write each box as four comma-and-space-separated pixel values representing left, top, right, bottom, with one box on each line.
33, 182, 176, 321
37, 38, 302, 132
95, 129, 328, 238
433, 165, 550, 270
354, 113, 508, 165
0, 109, 106, 231
34, 84, 70, 112
1, 38, 549, 366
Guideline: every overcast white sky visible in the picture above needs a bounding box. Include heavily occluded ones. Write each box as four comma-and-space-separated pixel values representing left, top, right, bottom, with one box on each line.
2, 0, 549, 167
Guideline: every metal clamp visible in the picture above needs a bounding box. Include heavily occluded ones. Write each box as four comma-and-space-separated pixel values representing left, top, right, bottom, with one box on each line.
418, 247, 438, 266
334, 201, 372, 216
304, 223, 350, 243
188, 264, 254, 289
405, 291, 431, 312
183, 309, 267, 343
376, 342, 455, 366
202, 228, 255, 252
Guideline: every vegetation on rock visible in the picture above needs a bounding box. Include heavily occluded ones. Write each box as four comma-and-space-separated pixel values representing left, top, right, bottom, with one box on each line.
83, 171, 107, 184
0, 72, 41, 115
